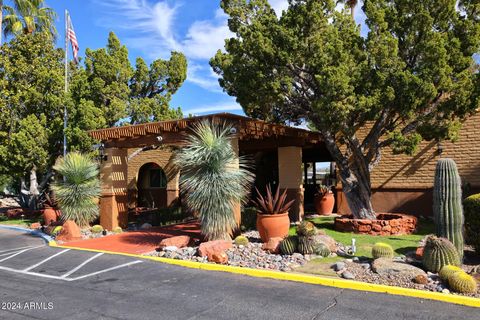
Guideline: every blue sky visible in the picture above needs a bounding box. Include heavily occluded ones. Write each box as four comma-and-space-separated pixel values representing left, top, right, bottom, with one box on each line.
43, 0, 368, 117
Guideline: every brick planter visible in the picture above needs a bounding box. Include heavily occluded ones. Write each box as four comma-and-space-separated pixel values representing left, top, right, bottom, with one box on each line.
334, 213, 417, 235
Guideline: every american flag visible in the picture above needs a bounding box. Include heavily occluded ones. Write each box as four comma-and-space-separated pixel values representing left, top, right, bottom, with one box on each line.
67, 12, 79, 64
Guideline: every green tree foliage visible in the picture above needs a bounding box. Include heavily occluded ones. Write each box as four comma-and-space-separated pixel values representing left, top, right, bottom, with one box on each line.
51, 152, 101, 227
173, 121, 254, 240
211, 0, 480, 219
0, 32, 64, 178
2, 0, 56, 39
79, 32, 186, 127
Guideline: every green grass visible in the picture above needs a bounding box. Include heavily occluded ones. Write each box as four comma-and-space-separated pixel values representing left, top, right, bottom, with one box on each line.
290, 216, 434, 258
0, 217, 41, 227
292, 215, 434, 276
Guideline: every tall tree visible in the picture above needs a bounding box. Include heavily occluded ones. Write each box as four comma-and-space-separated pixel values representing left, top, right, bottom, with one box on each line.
211, 0, 480, 219
2, 0, 56, 39
80, 32, 186, 127
0, 32, 64, 207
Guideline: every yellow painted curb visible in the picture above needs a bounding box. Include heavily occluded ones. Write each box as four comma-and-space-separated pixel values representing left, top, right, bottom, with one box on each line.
49, 241, 480, 308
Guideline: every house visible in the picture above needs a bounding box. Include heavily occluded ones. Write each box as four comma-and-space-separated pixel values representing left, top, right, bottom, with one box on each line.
89, 112, 480, 230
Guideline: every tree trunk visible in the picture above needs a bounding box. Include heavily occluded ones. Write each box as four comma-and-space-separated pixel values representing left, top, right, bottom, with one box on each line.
337, 163, 376, 220
322, 132, 376, 220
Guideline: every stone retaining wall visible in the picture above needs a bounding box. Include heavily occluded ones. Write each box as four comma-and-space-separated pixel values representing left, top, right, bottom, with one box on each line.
334, 213, 418, 235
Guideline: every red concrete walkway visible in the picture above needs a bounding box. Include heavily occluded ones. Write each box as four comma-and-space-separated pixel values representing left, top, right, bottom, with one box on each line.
64, 222, 202, 254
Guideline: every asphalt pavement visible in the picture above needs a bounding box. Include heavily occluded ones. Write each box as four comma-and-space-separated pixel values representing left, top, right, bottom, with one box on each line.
0, 228, 479, 320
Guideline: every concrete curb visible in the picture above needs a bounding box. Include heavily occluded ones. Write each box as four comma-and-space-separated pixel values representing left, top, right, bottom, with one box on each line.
49, 241, 480, 308
0, 224, 54, 243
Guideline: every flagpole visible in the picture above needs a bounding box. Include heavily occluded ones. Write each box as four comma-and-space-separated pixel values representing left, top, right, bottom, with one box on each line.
63, 9, 68, 157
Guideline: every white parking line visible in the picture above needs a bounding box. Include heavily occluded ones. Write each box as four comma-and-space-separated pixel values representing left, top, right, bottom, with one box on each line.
23, 249, 70, 272
0, 246, 43, 263
68, 260, 143, 281
0, 246, 37, 254
61, 252, 104, 278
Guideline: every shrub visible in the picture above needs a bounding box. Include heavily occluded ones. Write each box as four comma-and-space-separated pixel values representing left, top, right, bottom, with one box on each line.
173, 120, 254, 240
254, 184, 294, 214
241, 207, 257, 231
280, 236, 298, 255
91, 225, 104, 233
51, 226, 62, 236
234, 235, 249, 246
51, 152, 100, 227
463, 193, 480, 254
448, 271, 478, 294
422, 236, 460, 273
439, 265, 463, 282
113, 226, 123, 234
372, 242, 394, 259
298, 236, 315, 255
297, 221, 317, 237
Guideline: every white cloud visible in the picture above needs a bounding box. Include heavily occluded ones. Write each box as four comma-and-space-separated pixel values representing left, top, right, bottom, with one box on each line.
183, 101, 243, 115
96, 0, 233, 92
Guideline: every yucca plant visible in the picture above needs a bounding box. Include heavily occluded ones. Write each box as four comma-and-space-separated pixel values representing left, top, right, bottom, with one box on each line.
253, 184, 294, 214
51, 152, 101, 227
173, 120, 254, 240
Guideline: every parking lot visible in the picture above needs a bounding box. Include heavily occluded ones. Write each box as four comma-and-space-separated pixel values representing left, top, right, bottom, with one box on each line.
0, 229, 142, 282
1, 228, 479, 320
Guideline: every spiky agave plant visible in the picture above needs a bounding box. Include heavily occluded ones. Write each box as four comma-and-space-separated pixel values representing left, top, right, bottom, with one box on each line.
51, 152, 101, 227
173, 120, 254, 240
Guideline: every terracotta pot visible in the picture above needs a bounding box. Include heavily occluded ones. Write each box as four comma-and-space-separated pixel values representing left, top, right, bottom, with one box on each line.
256, 212, 290, 243
314, 192, 335, 216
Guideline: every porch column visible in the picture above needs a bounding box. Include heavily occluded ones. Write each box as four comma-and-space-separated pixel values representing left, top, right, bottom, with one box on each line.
278, 146, 304, 221
229, 137, 242, 228
99, 148, 128, 230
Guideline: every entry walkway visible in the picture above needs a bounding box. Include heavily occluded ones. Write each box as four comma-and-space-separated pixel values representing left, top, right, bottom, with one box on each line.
64, 222, 202, 254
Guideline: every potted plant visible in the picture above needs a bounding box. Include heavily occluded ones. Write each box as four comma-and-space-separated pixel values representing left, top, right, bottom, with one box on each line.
254, 184, 294, 242
314, 185, 335, 215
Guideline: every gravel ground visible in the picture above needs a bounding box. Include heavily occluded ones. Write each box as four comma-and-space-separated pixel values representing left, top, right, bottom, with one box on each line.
339, 259, 480, 298
146, 230, 310, 271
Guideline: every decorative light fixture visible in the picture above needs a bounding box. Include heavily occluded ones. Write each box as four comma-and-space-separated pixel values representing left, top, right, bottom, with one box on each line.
436, 140, 444, 155
98, 143, 107, 162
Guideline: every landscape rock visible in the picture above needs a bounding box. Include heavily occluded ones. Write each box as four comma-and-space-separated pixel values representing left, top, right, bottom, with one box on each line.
140, 223, 152, 230
312, 234, 337, 252
43, 208, 60, 225
372, 258, 427, 279
198, 240, 233, 258
261, 237, 283, 253
210, 252, 228, 264
164, 246, 178, 252
30, 222, 41, 229
413, 274, 428, 285
415, 247, 424, 260
342, 271, 355, 279
159, 235, 191, 249
56, 220, 81, 242
333, 262, 346, 271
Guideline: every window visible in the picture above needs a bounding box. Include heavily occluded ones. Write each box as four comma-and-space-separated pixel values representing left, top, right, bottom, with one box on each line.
149, 169, 167, 188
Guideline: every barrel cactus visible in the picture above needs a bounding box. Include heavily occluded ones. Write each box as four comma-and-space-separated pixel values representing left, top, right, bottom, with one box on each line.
91, 224, 104, 234
422, 236, 461, 273
297, 221, 317, 237
314, 243, 331, 257
372, 242, 394, 259
280, 236, 298, 255
298, 236, 315, 255
234, 235, 249, 246
433, 158, 464, 260
439, 265, 464, 282
448, 271, 478, 294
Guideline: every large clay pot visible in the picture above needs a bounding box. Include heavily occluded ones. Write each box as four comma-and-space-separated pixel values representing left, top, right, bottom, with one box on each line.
256, 212, 290, 242
314, 192, 335, 215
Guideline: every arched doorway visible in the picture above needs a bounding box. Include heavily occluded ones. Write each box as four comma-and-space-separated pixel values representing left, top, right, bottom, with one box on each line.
137, 163, 168, 209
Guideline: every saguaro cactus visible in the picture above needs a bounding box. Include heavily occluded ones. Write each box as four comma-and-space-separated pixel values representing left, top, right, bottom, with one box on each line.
433, 158, 464, 260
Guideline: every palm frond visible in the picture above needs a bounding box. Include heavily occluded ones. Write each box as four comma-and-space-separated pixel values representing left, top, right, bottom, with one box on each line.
173, 120, 254, 240
51, 152, 101, 227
